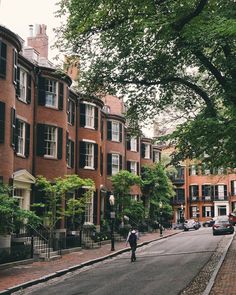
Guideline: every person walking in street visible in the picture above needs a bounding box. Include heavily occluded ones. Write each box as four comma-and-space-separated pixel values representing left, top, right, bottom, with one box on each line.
126, 229, 138, 262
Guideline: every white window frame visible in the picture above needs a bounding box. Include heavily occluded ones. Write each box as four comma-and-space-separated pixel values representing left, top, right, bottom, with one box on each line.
233, 181, 236, 195
190, 165, 196, 176
19, 67, 27, 103
130, 137, 137, 152
85, 104, 95, 128
130, 161, 137, 175
45, 79, 58, 108
144, 144, 150, 159
218, 185, 224, 200
67, 139, 72, 168
205, 206, 212, 217
13, 188, 24, 208
111, 121, 119, 142
17, 120, 25, 156
192, 206, 197, 218
154, 151, 160, 163
45, 126, 57, 158
85, 142, 94, 169
112, 154, 119, 175
84, 191, 93, 224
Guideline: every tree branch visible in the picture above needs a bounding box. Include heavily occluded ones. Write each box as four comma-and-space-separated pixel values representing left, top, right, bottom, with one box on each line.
174, 0, 208, 31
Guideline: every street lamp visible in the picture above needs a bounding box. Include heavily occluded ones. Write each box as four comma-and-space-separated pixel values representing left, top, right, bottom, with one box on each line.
109, 194, 115, 251
159, 201, 163, 237
180, 204, 184, 228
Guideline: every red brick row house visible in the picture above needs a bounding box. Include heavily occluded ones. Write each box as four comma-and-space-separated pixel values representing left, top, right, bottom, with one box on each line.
0, 25, 161, 231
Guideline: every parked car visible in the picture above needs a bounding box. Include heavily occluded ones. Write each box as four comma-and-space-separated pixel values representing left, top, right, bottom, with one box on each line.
229, 213, 236, 226
184, 219, 201, 231
212, 216, 234, 236
203, 218, 215, 227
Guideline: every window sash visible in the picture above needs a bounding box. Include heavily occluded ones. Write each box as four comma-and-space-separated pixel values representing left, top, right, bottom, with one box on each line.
67, 140, 72, 167
45, 126, 57, 157
17, 121, 25, 156
218, 185, 224, 199
68, 100, 74, 124
130, 161, 137, 175
19, 69, 27, 101
154, 151, 160, 163
112, 154, 119, 175
45, 80, 57, 107
85, 143, 94, 168
111, 122, 119, 141
144, 144, 150, 159
130, 137, 137, 151
85, 104, 95, 128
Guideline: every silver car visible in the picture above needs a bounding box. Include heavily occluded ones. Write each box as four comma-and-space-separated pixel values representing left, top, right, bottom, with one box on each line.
212, 216, 234, 236
184, 219, 200, 231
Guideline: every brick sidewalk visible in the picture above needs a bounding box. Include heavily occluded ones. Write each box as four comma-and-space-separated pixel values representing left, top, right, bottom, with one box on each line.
0, 230, 178, 293
210, 234, 236, 295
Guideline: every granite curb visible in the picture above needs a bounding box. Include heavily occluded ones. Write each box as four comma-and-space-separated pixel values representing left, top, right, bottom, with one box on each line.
0, 231, 180, 295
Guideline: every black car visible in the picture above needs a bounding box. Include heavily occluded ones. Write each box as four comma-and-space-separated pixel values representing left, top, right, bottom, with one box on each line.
212, 217, 234, 236
203, 219, 215, 227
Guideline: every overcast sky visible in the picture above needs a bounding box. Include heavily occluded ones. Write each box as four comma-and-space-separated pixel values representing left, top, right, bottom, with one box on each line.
0, 0, 60, 59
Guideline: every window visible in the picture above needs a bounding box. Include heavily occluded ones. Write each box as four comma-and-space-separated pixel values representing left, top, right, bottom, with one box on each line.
153, 151, 160, 163
189, 165, 197, 176
84, 191, 93, 223
144, 144, 150, 159
85, 104, 95, 128
192, 206, 197, 218
130, 161, 137, 175
0, 41, 7, 79
67, 139, 74, 168
19, 69, 27, 101
130, 137, 137, 152
67, 99, 75, 125
231, 180, 236, 196
111, 121, 119, 141
218, 185, 225, 200
205, 206, 212, 217
17, 121, 25, 156
112, 154, 119, 175
218, 205, 227, 216
85, 143, 94, 168
45, 126, 57, 158
13, 188, 24, 208
202, 185, 212, 199
189, 185, 199, 199
0, 101, 5, 143
45, 79, 57, 107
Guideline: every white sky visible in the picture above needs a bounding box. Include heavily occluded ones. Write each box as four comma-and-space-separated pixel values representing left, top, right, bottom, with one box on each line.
0, 0, 60, 60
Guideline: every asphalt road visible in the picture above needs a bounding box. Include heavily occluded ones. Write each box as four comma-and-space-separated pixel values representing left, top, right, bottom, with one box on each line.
25, 228, 227, 295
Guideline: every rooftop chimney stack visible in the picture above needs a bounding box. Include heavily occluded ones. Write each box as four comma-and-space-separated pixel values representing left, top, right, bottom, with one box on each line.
27, 24, 49, 59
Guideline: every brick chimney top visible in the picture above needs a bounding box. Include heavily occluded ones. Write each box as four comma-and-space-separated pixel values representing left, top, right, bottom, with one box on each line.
27, 24, 48, 59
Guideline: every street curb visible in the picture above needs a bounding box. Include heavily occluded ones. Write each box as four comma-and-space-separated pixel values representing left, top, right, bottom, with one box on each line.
202, 231, 235, 295
0, 231, 180, 294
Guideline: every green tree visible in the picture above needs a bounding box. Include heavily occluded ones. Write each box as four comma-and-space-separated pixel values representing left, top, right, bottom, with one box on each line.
55, 0, 236, 167
111, 170, 141, 224
0, 184, 41, 235
35, 175, 94, 233
141, 163, 175, 222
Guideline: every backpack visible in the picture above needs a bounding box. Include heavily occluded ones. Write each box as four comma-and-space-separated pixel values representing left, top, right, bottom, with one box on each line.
128, 233, 137, 246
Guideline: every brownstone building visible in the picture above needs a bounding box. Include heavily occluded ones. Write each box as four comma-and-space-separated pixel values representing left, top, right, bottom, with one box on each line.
0, 25, 161, 231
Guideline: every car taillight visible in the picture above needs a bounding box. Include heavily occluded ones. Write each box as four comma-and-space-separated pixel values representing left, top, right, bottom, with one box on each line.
213, 225, 220, 228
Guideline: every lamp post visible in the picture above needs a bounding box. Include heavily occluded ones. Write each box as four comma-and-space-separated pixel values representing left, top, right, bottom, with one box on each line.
159, 201, 163, 237
180, 204, 184, 228
109, 194, 115, 251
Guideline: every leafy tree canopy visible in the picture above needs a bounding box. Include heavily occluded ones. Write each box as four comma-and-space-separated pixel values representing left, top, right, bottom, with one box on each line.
55, 0, 236, 167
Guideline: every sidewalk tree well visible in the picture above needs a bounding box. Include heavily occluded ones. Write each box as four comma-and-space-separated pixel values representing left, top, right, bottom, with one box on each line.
141, 163, 175, 223
34, 175, 95, 233
0, 184, 41, 248
55, 0, 236, 168
110, 170, 141, 224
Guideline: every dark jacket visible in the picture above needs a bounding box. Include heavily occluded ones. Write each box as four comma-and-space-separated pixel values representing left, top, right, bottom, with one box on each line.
128, 232, 137, 247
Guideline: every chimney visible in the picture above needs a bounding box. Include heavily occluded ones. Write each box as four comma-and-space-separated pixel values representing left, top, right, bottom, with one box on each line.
27, 24, 49, 59
29, 25, 33, 37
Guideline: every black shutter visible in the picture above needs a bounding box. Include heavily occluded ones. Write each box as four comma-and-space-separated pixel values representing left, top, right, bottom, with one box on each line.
127, 161, 131, 172
14, 118, 19, 153
0, 41, 7, 78
16, 67, 20, 97
26, 74, 32, 104
137, 162, 140, 175
100, 147, 103, 175
79, 141, 86, 168
72, 101, 75, 125
127, 138, 131, 150
0, 101, 5, 143
94, 107, 98, 130
189, 207, 193, 218
224, 185, 227, 197
71, 140, 74, 168
153, 150, 155, 162
214, 186, 218, 198
202, 185, 205, 197
141, 143, 145, 158
66, 131, 69, 163
107, 121, 112, 140
202, 207, 206, 217
211, 207, 214, 217
38, 77, 46, 106
119, 123, 122, 142
231, 181, 235, 196
36, 124, 45, 156
94, 143, 98, 169
196, 185, 199, 197
101, 117, 103, 140
137, 138, 139, 152
11, 108, 16, 149
119, 155, 122, 171
107, 153, 112, 175
58, 82, 64, 110
57, 127, 63, 159
189, 186, 192, 198
13, 49, 17, 85
25, 123, 30, 158
80, 103, 86, 127
93, 190, 98, 225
